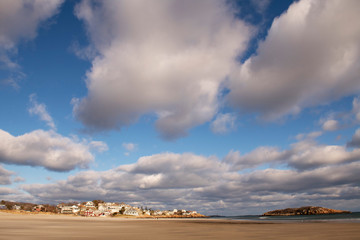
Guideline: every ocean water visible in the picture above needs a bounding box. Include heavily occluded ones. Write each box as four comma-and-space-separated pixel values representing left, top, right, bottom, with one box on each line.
211, 212, 360, 222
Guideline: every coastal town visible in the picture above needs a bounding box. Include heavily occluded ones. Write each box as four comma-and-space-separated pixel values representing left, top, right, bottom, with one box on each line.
0, 200, 205, 218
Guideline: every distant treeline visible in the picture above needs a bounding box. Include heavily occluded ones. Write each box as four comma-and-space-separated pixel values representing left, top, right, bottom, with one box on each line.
0, 200, 57, 213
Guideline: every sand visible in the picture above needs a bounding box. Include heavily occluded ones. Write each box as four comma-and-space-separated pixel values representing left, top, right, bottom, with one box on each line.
0, 212, 359, 239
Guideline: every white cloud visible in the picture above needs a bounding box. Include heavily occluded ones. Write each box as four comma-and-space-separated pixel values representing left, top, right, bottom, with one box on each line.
21, 143, 360, 214
0, 165, 14, 185
0, 187, 35, 203
229, 0, 360, 120
224, 147, 287, 170
295, 131, 323, 141
288, 140, 360, 170
0, 129, 107, 172
225, 138, 360, 171
0, 187, 18, 195
28, 94, 56, 130
122, 142, 137, 156
122, 142, 136, 152
13, 176, 25, 183
0, 0, 63, 49
89, 141, 108, 153
22, 152, 230, 207
72, 0, 251, 139
237, 162, 360, 194
322, 119, 339, 131
0, 0, 63, 88
210, 113, 236, 134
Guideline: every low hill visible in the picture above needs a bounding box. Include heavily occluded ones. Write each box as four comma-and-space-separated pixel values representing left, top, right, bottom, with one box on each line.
262, 206, 351, 216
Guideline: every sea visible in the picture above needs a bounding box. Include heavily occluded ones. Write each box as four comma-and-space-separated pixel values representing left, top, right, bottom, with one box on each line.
210, 212, 360, 223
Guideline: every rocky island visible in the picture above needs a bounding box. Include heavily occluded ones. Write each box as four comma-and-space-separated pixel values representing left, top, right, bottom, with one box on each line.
263, 206, 351, 216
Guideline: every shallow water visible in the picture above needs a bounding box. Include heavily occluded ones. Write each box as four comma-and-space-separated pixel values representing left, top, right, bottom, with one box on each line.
212, 212, 360, 222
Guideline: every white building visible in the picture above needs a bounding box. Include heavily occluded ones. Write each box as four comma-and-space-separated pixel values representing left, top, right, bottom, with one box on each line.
71, 205, 80, 213
108, 205, 123, 214
12, 205, 21, 210
60, 205, 80, 214
124, 208, 139, 216
98, 203, 108, 212
85, 201, 95, 207
98, 202, 126, 214
153, 210, 163, 216
60, 206, 73, 214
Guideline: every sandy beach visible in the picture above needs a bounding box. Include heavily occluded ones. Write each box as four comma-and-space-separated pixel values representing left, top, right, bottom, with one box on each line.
0, 212, 359, 240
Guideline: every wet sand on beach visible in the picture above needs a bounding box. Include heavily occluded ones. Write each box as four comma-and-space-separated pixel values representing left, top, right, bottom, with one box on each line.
0, 212, 359, 240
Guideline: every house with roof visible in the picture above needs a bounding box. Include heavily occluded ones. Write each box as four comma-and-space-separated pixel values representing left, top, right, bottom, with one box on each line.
71, 205, 80, 213
33, 205, 46, 212
153, 210, 163, 216
124, 208, 139, 216
12, 205, 21, 210
85, 201, 95, 207
59, 204, 80, 214
143, 210, 151, 216
60, 206, 74, 214
84, 209, 94, 217
98, 203, 108, 212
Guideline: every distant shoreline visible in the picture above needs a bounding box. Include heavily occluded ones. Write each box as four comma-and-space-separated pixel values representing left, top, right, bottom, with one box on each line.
0, 210, 208, 220
1, 210, 360, 223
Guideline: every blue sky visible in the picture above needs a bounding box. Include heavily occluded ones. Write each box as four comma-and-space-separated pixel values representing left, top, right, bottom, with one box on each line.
1, 0, 360, 215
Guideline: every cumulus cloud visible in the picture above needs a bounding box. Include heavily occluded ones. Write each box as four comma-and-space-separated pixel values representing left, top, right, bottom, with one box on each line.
321, 119, 339, 131
89, 141, 108, 152
0, 129, 107, 172
224, 147, 287, 170
229, 0, 360, 120
226, 138, 360, 171
295, 131, 322, 141
347, 129, 360, 148
72, 0, 251, 139
0, 165, 13, 185
0, 187, 18, 195
114, 153, 229, 189
287, 140, 360, 170
0, 0, 63, 88
210, 113, 236, 134
22, 152, 230, 207
21, 142, 360, 214
28, 94, 56, 129
0, 187, 35, 203
197, 162, 360, 210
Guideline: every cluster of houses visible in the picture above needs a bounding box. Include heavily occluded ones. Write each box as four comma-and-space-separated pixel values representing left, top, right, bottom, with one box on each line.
0, 204, 21, 210
57, 201, 198, 217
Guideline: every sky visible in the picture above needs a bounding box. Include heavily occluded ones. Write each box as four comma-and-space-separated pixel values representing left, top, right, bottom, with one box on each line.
0, 0, 360, 215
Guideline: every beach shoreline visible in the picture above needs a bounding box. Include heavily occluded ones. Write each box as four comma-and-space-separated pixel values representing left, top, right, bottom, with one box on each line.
1, 211, 360, 239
